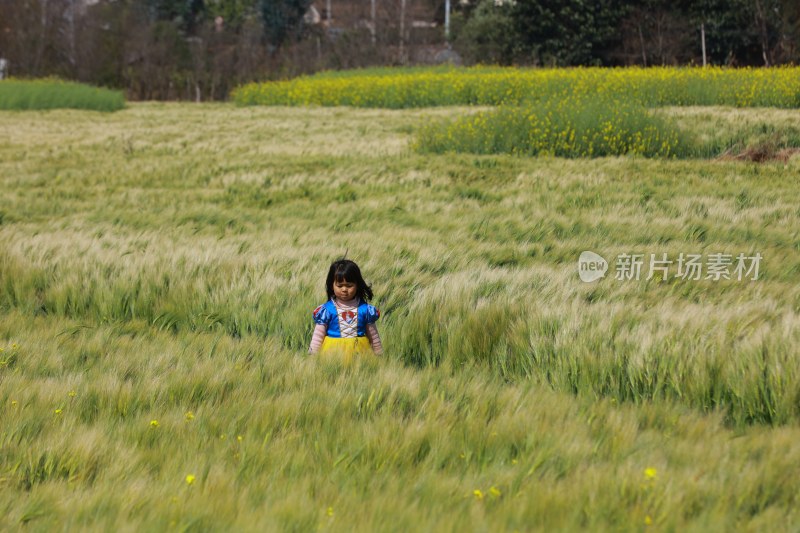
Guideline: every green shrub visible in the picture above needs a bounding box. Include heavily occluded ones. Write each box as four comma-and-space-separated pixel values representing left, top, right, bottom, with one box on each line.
0, 78, 125, 111
415, 95, 690, 158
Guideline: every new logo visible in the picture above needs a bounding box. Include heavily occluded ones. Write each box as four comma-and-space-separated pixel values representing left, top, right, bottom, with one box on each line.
578, 251, 608, 283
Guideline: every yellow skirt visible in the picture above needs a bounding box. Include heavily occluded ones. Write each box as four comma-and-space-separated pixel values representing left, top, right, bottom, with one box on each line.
319, 336, 375, 365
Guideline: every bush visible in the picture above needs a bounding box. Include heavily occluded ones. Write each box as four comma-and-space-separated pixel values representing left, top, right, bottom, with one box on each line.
415, 94, 689, 158
452, 0, 519, 65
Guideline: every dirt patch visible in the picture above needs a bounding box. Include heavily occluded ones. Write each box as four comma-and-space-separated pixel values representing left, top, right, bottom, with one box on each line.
717, 144, 800, 163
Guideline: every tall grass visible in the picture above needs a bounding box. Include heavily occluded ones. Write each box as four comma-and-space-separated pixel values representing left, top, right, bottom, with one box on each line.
3, 312, 799, 530
0, 79, 125, 111
2, 103, 800, 425
232, 66, 800, 108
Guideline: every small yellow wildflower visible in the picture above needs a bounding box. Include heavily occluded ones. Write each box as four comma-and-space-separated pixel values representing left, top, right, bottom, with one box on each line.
12, 343, 18, 350
511, 459, 518, 465
327, 507, 334, 517
11, 400, 17, 407
185, 474, 196, 485
644, 467, 657, 480
473, 489, 483, 500
220, 434, 226, 440
185, 411, 194, 421
645, 515, 653, 525
489, 486, 502, 498
150, 420, 159, 428
68, 390, 76, 398
237, 435, 243, 442
54, 408, 62, 415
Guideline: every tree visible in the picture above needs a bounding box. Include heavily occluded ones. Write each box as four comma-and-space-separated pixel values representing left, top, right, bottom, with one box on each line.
617, 0, 693, 65
144, 0, 207, 32
208, 0, 261, 28
510, 0, 631, 66
260, 0, 311, 50
0, 0, 74, 77
676, 0, 782, 65
775, 0, 800, 62
452, 0, 519, 65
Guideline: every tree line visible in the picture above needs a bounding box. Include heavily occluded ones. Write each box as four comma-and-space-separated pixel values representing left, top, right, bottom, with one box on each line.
454, 0, 800, 67
1, 0, 798, 101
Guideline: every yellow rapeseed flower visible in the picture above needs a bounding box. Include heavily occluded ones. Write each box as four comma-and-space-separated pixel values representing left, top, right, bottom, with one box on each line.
150, 420, 159, 428
54, 408, 62, 415
185, 474, 196, 485
489, 486, 502, 498
185, 411, 194, 421
473, 489, 483, 500
644, 467, 657, 480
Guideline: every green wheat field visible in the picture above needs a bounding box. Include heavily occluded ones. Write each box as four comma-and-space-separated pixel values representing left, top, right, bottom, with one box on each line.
1, 101, 800, 531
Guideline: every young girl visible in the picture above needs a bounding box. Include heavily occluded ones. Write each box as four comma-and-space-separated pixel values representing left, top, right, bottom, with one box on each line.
308, 259, 383, 361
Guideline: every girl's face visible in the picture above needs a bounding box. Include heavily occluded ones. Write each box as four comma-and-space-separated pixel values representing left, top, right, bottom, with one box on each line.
333, 278, 357, 301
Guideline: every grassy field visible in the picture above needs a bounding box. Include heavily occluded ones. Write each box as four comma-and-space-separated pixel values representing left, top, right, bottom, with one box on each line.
1, 103, 800, 530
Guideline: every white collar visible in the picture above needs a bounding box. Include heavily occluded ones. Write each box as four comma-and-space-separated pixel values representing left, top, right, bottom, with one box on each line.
333, 297, 359, 308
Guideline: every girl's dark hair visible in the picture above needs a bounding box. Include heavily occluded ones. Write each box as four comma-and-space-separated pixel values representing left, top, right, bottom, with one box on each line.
326, 259, 373, 302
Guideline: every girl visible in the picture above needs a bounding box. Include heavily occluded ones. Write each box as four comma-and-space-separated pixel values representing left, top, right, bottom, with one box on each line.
308, 259, 383, 361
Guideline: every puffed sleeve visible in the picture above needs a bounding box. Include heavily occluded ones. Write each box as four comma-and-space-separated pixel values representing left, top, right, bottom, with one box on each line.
364, 304, 380, 324
312, 304, 332, 325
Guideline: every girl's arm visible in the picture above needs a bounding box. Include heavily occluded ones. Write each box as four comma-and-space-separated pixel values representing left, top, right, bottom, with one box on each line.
308, 324, 327, 354
366, 323, 383, 355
